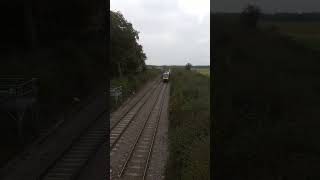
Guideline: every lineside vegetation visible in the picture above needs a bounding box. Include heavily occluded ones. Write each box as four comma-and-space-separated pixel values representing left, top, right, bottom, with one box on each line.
110, 68, 160, 110
166, 68, 210, 180
110, 10, 158, 109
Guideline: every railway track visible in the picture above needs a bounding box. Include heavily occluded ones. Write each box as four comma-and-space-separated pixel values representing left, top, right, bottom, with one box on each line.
110, 79, 161, 130
40, 112, 108, 180
110, 81, 162, 150
111, 83, 168, 180
110, 79, 160, 118
39, 79, 161, 180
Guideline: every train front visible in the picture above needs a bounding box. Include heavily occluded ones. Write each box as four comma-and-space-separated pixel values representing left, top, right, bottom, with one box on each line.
162, 72, 169, 82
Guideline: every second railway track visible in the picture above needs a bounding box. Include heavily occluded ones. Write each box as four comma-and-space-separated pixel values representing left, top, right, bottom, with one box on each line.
40, 111, 108, 180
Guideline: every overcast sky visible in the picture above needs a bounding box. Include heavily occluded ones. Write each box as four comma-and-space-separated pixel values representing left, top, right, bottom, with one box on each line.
111, 0, 210, 66
212, 0, 320, 13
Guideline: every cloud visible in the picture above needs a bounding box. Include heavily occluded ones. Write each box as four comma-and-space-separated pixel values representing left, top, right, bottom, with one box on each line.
178, 0, 210, 23
111, 0, 210, 65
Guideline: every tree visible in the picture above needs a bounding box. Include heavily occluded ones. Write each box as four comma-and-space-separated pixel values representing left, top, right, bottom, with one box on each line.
110, 11, 147, 77
241, 4, 261, 28
185, 63, 192, 70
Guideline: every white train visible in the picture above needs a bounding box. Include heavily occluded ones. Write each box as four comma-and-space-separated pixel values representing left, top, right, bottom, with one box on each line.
162, 71, 170, 82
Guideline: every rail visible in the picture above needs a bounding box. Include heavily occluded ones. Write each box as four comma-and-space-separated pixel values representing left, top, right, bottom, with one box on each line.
41, 80, 161, 180
110, 81, 161, 150
117, 83, 167, 177
142, 84, 167, 179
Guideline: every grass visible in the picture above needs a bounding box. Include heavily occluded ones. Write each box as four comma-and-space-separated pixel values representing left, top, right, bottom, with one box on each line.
194, 68, 210, 77
262, 21, 320, 50
166, 68, 210, 180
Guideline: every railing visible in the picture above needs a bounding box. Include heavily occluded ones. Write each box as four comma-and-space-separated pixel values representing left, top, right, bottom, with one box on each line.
0, 78, 38, 103
16, 78, 37, 97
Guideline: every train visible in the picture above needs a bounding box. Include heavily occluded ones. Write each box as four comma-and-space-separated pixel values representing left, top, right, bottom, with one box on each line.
162, 70, 170, 82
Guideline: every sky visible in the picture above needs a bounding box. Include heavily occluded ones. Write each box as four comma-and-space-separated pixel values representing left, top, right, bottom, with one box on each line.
212, 0, 320, 13
110, 0, 210, 66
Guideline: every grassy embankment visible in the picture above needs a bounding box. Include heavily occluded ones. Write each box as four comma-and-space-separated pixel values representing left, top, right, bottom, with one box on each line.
166, 68, 210, 180
213, 14, 320, 179
110, 68, 160, 111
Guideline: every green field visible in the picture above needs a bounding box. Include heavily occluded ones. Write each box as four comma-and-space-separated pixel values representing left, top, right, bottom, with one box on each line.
193, 68, 210, 77
262, 21, 320, 50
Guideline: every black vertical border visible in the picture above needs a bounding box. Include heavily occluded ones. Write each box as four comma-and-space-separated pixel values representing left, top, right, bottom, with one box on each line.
210, 1, 214, 180
105, 0, 110, 178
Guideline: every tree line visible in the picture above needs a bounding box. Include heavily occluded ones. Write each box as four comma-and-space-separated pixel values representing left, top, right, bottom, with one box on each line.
110, 11, 147, 78
262, 13, 320, 22
215, 8, 320, 23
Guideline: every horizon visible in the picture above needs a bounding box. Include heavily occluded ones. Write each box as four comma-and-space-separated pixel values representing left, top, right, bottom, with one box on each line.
147, 64, 210, 66
213, 11, 320, 14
